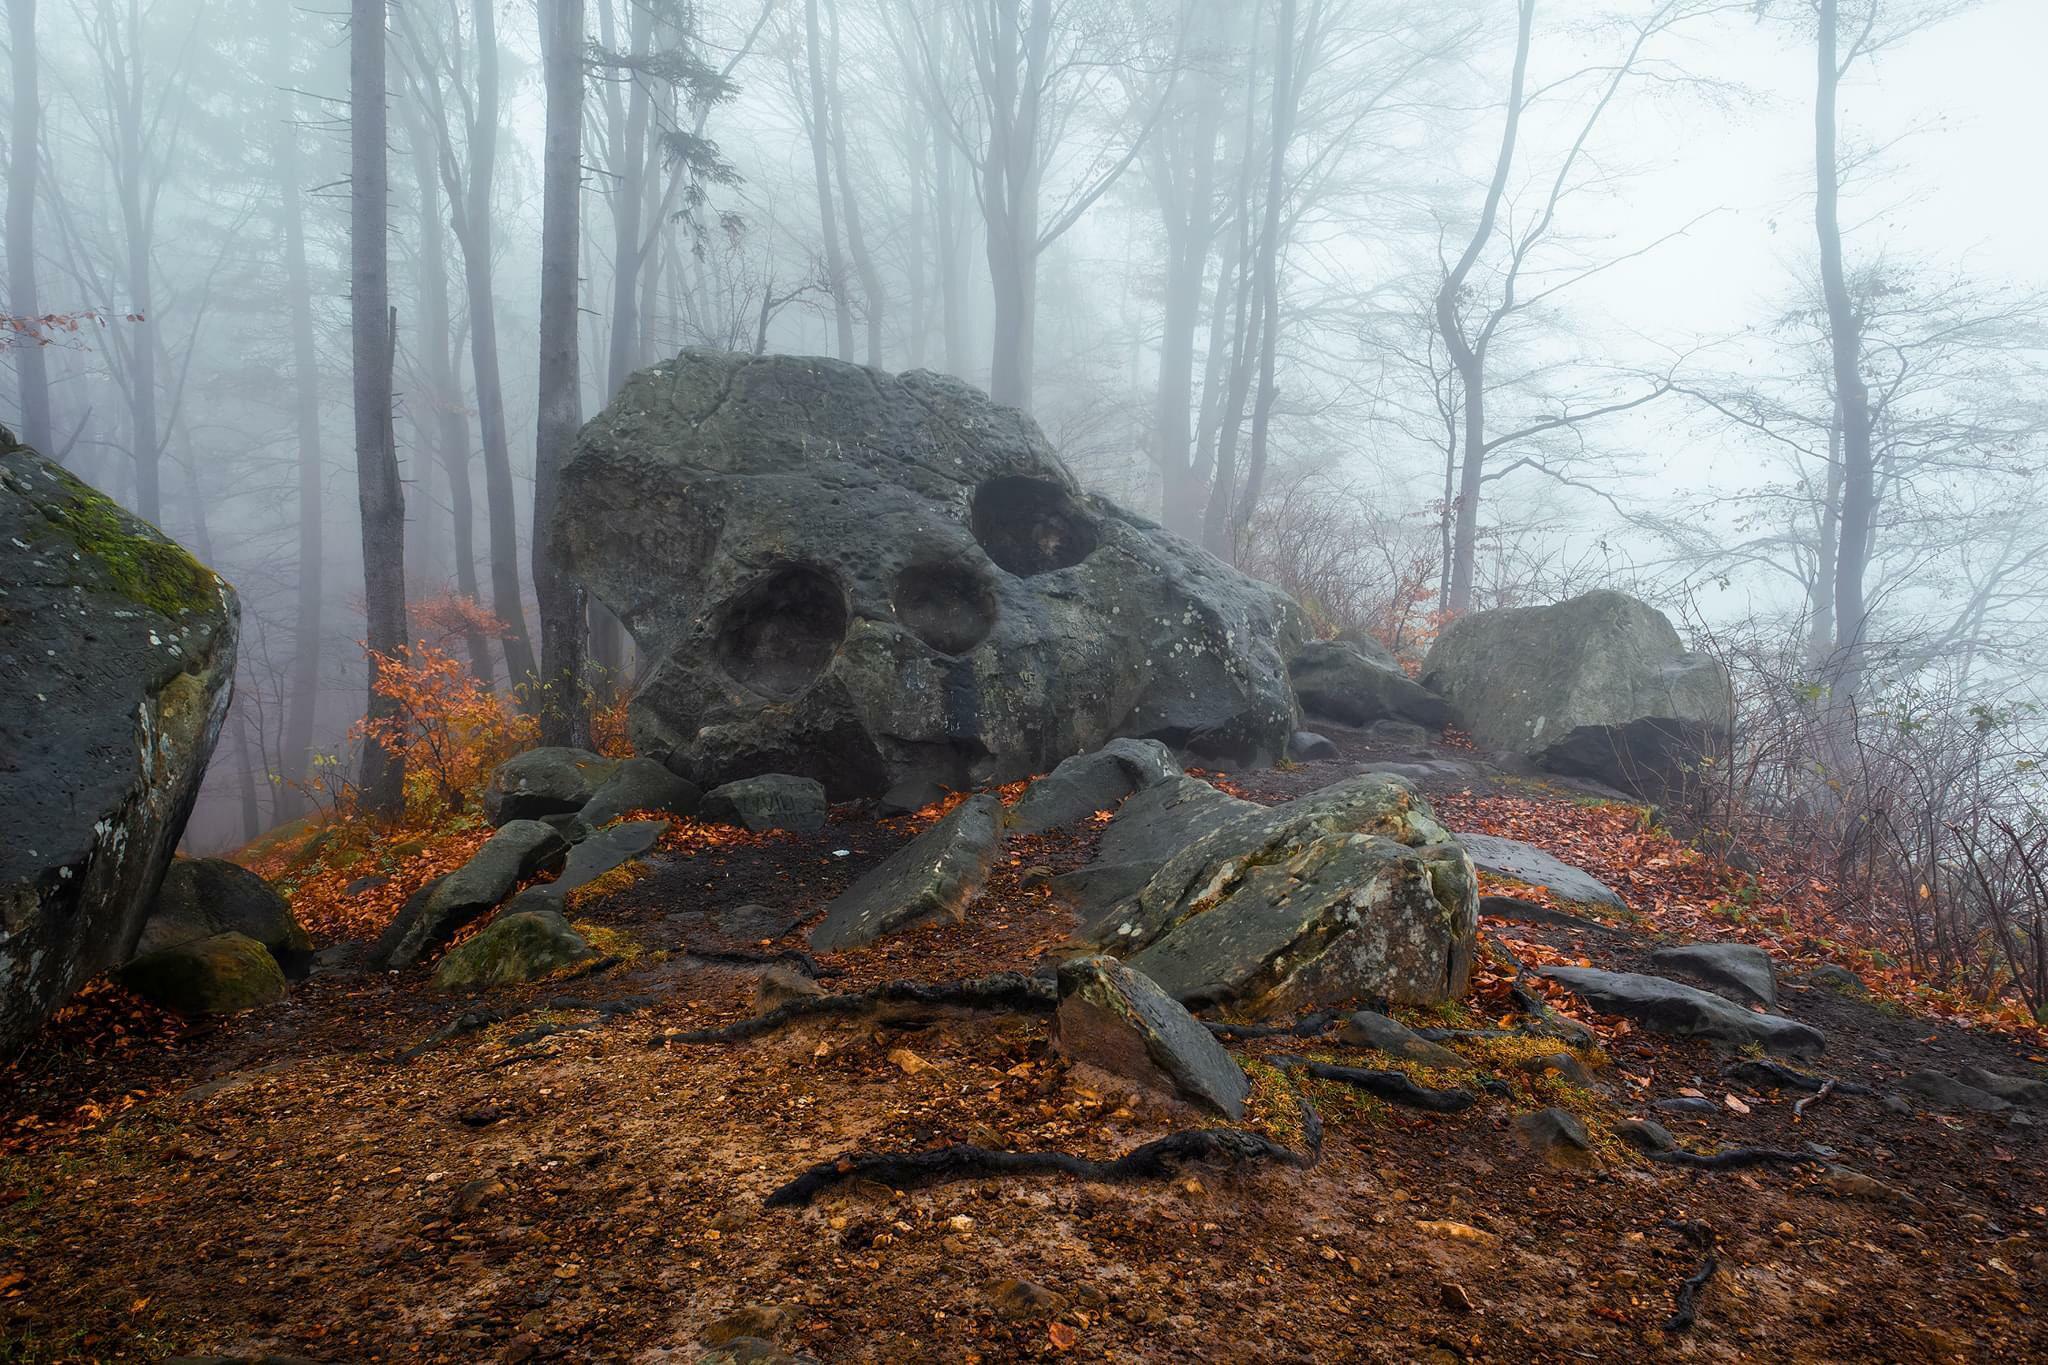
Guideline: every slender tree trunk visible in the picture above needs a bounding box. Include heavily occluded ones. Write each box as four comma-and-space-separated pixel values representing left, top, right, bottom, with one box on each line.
1808, 408, 1844, 670
117, 78, 161, 523
352, 0, 409, 818
534, 0, 589, 748
825, 0, 885, 366
1234, 0, 1300, 554
275, 44, 328, 818
8, 0, 52, 453
604, 0, 654, 395
1815, 0, 1875, 701
455, 0, 538, 688
933, 115, 965, 373
1438, 0, 1535, 614
805, 0, 855, 361
403, 88, 492, 683
1152, 76, 1221, 540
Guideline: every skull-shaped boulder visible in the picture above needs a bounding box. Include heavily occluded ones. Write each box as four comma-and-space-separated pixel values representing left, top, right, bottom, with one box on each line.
552, 351, 1305, 796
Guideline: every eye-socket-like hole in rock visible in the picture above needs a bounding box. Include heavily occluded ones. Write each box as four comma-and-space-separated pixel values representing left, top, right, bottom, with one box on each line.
970, 475, 1100, 576
893, 562, 998, 655
713, 563, 848, 699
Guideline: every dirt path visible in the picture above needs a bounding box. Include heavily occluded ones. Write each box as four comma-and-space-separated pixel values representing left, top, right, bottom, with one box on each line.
3, 738, 2043, 1363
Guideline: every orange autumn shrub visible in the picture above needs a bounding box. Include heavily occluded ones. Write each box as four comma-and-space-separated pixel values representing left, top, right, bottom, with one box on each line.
354, 643, 537, 825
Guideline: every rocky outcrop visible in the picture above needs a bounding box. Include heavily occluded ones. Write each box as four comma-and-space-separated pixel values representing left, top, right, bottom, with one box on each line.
551, 350, 1305, 799
1539, 966, 1823, 1058
809, 794, 1003, 951
1052, 955, 1249, 1117
372, 821, 569, 969
483, 748, 620, 825
701, 775, 830, 834
1089, 774, 1478, 1014
120, 931, 285, 1015
1007, 738, 1181, 834
1288, 640, 1449, 731
135, 858, 310, 976
1456, 834, 1625, 910
1, 432, 239, 1054
1421, 590, 1730, 801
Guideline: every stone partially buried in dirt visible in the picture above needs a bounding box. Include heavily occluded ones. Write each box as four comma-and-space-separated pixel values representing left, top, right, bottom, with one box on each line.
1420, 590, 1730, 802
1515, 1107, 1596, 1167
483, 747, 620, 825
1093, 774, 1479, 1014
551, 351, 1305, 798
135, 857, 311, 976
701, 775, 830, 834
120, 931, 286, 1015
1007, 738, 1182, 834
809, 794, 1003, 951
1288, 640, 1450, 731
1539, 966, 1823, 1059
1901, 1069, 2012, 1113
433, 908, 593, 990
1456, 833, 1625, 910
372, 820, 569, 969
1, 431, 239, 1055
1339, 1010, 1471, 1069
1053, 954, 1250, 1118
1959, 1067, 2048, 1109
1287, 730, 1340, 762
1650, 941, 1777, 1007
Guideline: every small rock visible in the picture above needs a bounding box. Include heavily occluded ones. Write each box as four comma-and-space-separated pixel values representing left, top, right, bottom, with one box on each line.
701, 774, 830, 835
451, 1176, 509, 1218
1515, 1107, 1595, 1167
1338, 1010, 1469, 1070
1651, 1096, 1717, 1116
1514, 1051, 1597, 1087
1053, 955, 1250, 1118
754, 966, 825, 1013
1539, 966, 1823, 1059
1807, 963, 1864, 994
432, 908, 592, 991
985, 1277, 1066, 1320
1439, 1282, 1476, 1313
888, 1047, 933, 1075
1650, 941, 1778, 1008
1958, 1067, 2048, 1109
1615, 1117, 1676, 1153
1287, 731, 1339, 762
703, 1303, 799, 1347
1901, 1069, 2011, 1113
696, 1339, 821, 1365
1815, 1163, 1911, 1204
1008, 739, 1182, 834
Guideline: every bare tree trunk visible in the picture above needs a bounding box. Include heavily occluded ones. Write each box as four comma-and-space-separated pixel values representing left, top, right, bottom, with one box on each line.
603, 0, 653, 396
1438, 0, 1535, 615
933, 110, 966, 373
826, 0, 885, 366
1807, 406, 1844, 670
115, 43, 161, 523
276, 38, 329, 819
1234, 0, 1302, 553
402, 87, 492, 683
352, 0, 409, 819
534, 0, 589, 749
7, 0, 52, 453
1816, 0, 1875, 702
1151, 65, 1222, 540
805, 0, 855, 360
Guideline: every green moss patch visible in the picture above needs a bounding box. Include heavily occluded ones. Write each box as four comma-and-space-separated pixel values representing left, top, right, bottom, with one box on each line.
27, 459, 220, 618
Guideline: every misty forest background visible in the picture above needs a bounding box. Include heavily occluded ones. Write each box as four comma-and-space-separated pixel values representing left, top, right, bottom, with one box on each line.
5, 0, 2046, 1000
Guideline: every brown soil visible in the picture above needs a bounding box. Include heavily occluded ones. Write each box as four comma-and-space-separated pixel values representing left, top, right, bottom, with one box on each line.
3, 734, 2043, 1363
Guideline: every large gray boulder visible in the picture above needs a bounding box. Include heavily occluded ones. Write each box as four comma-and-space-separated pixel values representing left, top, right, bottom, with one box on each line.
1420, 591, 1730, 801
1650, 941, 1777, 1008
1053, 955, 1249, 1117
1539, 966, 1823, 1058
1090, 774, 1479, 1014
551, 351, 1305, 798
1, 433, 239, 1055
809, 794, 1004, 951
1288, 640, 1450, 731
135, 858, 311, 976
371, 821, 569, 969
1007, 738, 1181, 834
484, 748, 620, 825
433, 908, 593, 991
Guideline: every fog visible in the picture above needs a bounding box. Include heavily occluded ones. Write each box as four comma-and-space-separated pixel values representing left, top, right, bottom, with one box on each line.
3, 0, 2043, 852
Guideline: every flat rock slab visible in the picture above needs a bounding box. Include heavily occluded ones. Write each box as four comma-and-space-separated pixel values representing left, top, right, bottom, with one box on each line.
1902, 1069, 2012, 1113
809, 795, 1003, 951
1053, 955, 1249, 1118
1960, 1067, 2048, 1109
1650, 941, 1777, 1007
1286, 731, 1340, 762
1008, 739, 1181, 835
1457, 833, 1624, 909
521, 819, 668, 906
1480, 894, 1618, 936
372, 820, 569, 969
1539, 966, 1824, 1059
702, 775, 830, 834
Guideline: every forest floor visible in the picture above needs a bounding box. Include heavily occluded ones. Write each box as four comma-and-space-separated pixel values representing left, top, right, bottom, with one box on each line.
3, 732, 2046, 1363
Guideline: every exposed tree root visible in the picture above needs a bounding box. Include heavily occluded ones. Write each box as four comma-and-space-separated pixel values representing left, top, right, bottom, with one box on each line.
395, 993, 656, 1063
1269, 1055, 1480, 1112
1660, 1219, 1718, 1332
1794, 1079, 1838, 1118
1646, 1146, 1821, 1171
655, 972, 1056, 1047
1203, 1011, 1343, 1042
1724, 1058, 1872, 1097
765, 1121, 1319, 1209
685, 946, 838, 978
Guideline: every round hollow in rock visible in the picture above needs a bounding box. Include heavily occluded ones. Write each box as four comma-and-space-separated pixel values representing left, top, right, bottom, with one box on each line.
971, 475, 1099, 576
892, 561, 998, 655
713, 563, 848, 699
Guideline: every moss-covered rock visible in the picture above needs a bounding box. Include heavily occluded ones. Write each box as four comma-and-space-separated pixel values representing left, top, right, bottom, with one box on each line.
1, 430, 239, 1055
135, 857, 312, 975
120, 931, 286, 1015
433, 909, 592, 990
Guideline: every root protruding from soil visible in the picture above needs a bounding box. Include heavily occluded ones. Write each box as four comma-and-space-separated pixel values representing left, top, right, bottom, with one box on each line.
656, 972, 1056, 1047
1270, 1055, 1480, 1112
1660, 1219, 1719, 1332
1646, 1146, 1821, 1171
